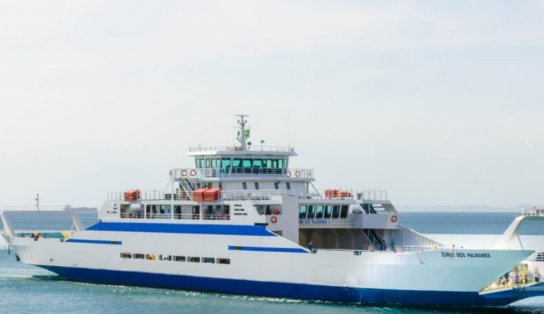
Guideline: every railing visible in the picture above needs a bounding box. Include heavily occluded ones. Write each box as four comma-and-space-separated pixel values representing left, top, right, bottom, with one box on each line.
107, 190, 191, 201
221, 190, 285, 201
171, 168, 314, 179
188, 146, 295, 153
298, 218, 353, 226
310, 189, 389, 201
523, 207, 544, 217
108, 188, 390, 203
399, 245, 439, 252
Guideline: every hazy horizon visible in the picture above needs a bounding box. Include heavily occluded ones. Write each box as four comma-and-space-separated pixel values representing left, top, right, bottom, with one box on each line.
1, 1, 543, 208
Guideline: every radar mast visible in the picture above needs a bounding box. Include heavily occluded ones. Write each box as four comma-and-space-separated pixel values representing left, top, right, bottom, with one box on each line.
236, 114, 250, 151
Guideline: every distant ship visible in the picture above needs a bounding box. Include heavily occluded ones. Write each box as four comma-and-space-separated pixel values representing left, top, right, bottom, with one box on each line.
1, 115, 543, 306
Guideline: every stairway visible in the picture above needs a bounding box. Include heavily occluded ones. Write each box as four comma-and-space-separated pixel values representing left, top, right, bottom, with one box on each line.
363, 229, 386, 251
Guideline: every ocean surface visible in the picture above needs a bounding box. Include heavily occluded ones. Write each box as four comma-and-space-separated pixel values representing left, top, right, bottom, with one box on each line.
0, 211, 543, 314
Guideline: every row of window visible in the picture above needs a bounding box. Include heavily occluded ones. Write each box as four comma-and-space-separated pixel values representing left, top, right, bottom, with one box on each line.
196, 158, 288, 173
120, 204, 231, 220
120, 253, 231, 265
241, 182, 291, 190
193, 181, 291, 191
255, 205, 282, 216
299, 204, 350, 219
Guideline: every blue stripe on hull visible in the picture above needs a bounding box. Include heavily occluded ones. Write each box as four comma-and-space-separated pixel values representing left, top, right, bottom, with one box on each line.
87, 222, 274, 236
38, 265, 525, 307
228, 245, 308, 253
65, 239, 122, 245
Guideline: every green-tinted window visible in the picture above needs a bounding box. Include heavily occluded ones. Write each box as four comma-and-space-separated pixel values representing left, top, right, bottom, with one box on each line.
253, 159, 263, 167
324, 205, 333, 218
196, 158, 204, 168
206, 159, 210, 167
211, 159, 217, 168
232, 159, 241, 167
299, 205, 307, 219
315, 205, 324, 219
307, 205, 315, 218
266, 159, 273, 169
221, 159, 231, 172
340, 205, 349, 218
332, 205, 341, 218
242, 159, 252, 168
278, 159, 284, 169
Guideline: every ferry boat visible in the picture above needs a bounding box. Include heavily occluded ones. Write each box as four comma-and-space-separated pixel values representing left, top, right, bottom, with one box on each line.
1, 115, 542, 307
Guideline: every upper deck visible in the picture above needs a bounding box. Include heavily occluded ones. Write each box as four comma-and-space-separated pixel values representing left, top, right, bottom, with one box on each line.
187, 146, 297, 157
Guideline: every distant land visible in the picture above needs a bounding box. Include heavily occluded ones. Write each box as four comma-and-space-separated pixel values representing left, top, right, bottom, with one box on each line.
397, 204, 535, 213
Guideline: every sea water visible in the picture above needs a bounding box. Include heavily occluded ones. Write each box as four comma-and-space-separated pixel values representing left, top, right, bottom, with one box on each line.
0, 211, 543, 314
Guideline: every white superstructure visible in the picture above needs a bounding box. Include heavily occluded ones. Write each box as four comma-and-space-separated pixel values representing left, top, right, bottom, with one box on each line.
1, 116, 542, 307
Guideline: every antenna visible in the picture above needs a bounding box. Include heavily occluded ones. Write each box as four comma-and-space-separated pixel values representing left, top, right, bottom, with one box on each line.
235, 114, 250, 150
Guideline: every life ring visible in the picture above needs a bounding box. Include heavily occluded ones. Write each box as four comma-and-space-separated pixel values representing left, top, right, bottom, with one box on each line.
390, 215, 398, 223
286, 170, 291, 177
189, 169, 197, 177
181, 170, 188, 177
271, 216, 278, 224
295, 170, 301, 177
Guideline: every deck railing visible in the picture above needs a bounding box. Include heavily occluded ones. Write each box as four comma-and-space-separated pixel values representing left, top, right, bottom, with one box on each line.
188, 146, 295, 153
107, 189, 390, 203
523, 207, 544, 217
171, 168, 314, 179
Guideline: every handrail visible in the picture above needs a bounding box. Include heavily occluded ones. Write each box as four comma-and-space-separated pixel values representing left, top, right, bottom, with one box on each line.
107, 189, 389, 202
188, 146, 295, 153
523, 207, 544, 217
171, 168, 314, 179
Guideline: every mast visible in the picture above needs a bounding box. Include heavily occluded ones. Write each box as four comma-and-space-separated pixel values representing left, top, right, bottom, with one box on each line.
236, 114, 250, 151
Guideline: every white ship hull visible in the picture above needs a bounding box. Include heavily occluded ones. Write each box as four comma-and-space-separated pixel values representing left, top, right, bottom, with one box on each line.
5, 222, 534, 306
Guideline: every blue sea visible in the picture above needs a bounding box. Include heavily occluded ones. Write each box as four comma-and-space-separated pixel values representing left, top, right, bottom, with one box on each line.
0, 211, 543, 314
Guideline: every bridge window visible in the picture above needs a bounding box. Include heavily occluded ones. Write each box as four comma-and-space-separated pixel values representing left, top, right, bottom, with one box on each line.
196, 158, 205, 168
232, 159, 242, 170
340, 205, 349, 218
230, 158, 287, 174
221, 158, 231, 173
315, 205, 324, 219
332, 205, 341, 218
307, 205, 315, 218
299, 205, 307, 218
242, 159, 252, 168
324, 205, 333, 219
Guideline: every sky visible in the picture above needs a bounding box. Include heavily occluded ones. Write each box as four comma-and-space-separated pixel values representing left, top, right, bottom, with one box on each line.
0, 1, 543, 209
